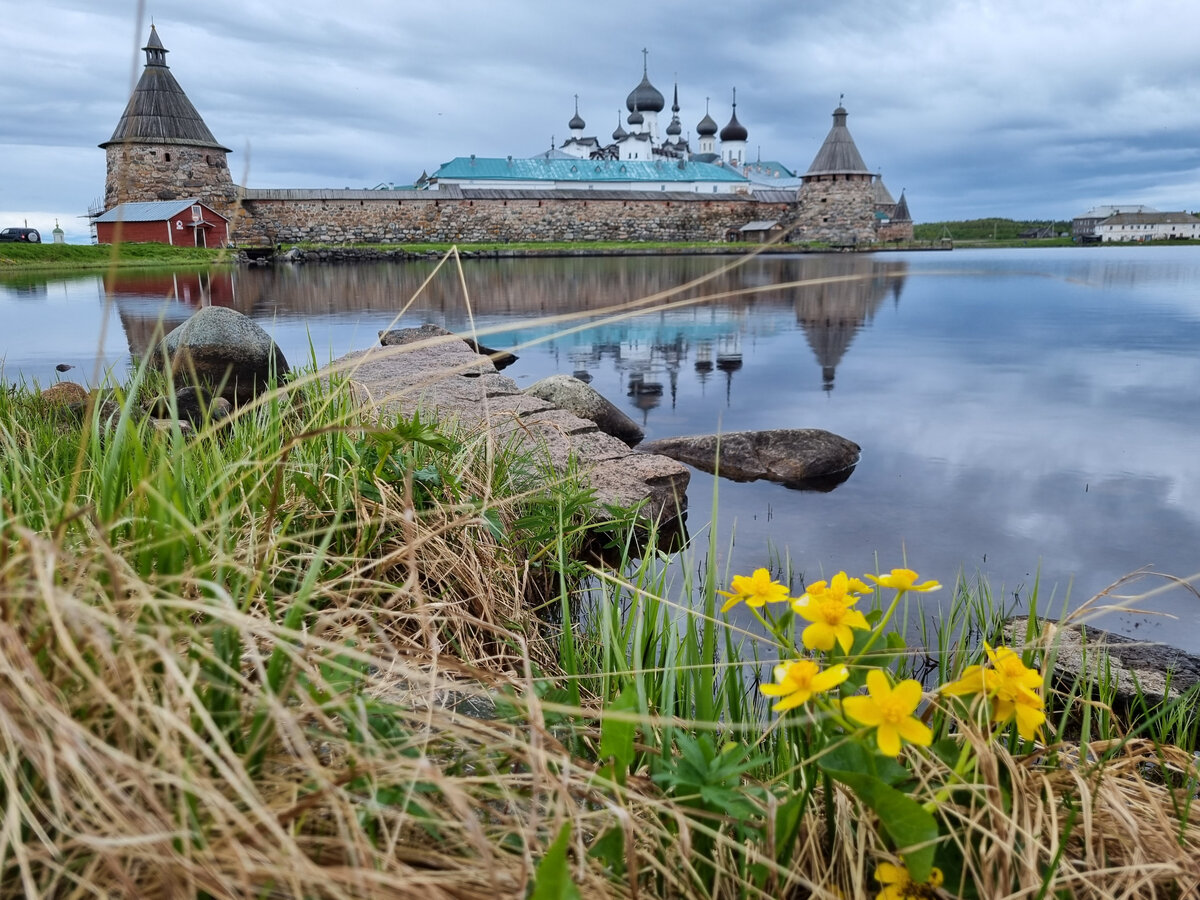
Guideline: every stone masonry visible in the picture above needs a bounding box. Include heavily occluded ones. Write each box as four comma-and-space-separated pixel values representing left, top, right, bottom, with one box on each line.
104, 143, 237, 212
233, 193, 792, 246
793, 178, 877, 245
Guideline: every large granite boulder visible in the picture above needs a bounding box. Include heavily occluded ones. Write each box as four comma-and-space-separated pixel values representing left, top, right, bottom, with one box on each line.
523, 374, 644, 446
155, 307, 289, 404
639, 428, 860, 490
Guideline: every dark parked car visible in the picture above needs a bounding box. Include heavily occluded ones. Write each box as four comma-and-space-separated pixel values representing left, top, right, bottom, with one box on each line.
0, 227, 41, 243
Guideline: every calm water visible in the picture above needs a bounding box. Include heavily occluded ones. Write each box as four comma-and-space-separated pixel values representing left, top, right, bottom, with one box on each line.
3, 248, 1200, 649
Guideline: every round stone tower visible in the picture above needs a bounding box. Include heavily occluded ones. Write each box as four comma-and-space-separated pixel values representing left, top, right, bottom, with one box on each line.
795, 104, 877, 245
99, 26, 234, 213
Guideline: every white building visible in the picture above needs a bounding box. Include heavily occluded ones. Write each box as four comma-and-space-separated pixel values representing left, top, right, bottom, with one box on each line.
1095, 211, 1200, 242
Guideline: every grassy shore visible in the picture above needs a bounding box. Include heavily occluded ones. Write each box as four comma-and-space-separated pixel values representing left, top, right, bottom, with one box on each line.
3, 308, 1200, 899
0, 242, 229, 270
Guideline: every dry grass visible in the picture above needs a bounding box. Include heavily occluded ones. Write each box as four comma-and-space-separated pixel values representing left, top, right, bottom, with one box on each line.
4, 243, 1200, 899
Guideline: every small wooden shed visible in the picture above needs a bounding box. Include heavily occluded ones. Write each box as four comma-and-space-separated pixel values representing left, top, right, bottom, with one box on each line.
733, 220, 784, 243
93, 199, 229, 247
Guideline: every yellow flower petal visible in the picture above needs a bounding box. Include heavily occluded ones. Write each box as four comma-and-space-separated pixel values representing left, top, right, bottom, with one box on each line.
940, 664, 987, 697
865, 668, 892, 699
842, 695, 884, 726
889, 678, 924, 715
875, 722, 903, 756
802, 622, 837, 652
897, 716, 933, 748
874, 862, 906, 885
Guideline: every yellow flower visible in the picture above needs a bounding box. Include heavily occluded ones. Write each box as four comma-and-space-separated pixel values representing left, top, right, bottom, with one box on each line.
805, 571, 874, 601
717, 568, 792, 613
939, 643, 1046, 740
985, 644, 1043, 698
993, 690, 1047, 741
865, 568, 942, 593
842, 670, 933, 757
792, 572, 872, 652
760, 659, 849, 712
874, 861, 944, 900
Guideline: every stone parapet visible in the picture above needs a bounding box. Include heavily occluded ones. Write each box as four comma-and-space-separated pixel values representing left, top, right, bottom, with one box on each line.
232, 195, 790, 246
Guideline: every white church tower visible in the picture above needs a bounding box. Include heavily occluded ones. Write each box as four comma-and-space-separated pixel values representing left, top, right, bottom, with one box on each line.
720, 88, 748, 166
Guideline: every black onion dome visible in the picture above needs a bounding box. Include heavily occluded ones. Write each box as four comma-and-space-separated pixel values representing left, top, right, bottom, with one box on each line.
720, 107, 747, 142
569, 112, 585, 130
613, 112, 628, 141
696, 112, 718, 136
666, 116, 682, 136
628, 108, 644, 126
626, 55, 665, 113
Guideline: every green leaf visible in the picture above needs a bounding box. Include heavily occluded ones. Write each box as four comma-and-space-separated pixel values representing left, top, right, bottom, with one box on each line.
819, 740, 908, 786
599, 683, 639, 779
531, 822, 582, 900
819, 747, 938, 881
588, 826, 626, 877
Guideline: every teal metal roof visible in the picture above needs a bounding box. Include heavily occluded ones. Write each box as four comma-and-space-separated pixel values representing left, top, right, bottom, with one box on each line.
743, 160, 795, 178
433, 157, 749, 184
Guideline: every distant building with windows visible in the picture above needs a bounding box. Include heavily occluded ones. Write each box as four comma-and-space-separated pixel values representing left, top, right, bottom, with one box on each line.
1072, 205, 1158, 240
1094, 211, 1200, 242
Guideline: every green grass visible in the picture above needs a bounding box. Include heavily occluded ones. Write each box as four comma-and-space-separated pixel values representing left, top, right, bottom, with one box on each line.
0, 241, 229, 270
4, 260, 1200, 897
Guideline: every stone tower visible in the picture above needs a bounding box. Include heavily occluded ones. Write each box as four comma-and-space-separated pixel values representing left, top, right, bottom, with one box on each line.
794, 104, 877, 245
99, 26, 234, 213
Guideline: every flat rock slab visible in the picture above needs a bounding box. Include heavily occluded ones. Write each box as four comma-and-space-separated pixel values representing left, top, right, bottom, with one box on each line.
325, 325, 688, 522
639, 428, 860, 489
1006, 617, 1200, 709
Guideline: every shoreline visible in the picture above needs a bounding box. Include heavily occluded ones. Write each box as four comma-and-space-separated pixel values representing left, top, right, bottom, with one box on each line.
6, 237, 1198, 274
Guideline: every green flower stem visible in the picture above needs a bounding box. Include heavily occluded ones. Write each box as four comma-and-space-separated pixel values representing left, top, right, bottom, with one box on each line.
751, 604, 797, 657
851, 589, 903, 663
923, 724, 981, 812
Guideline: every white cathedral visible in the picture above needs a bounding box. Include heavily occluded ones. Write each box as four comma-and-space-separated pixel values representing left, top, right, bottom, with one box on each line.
557, 51, 749, 167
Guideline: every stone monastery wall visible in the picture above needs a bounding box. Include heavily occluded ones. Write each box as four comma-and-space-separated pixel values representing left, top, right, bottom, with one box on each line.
233, 192, 792, 246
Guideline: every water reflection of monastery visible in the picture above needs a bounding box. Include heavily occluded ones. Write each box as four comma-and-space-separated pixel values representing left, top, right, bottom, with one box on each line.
108, 255, 907, 423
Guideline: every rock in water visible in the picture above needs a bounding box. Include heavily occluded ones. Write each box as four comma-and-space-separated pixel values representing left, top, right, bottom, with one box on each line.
523, 374, 645, 446
156, 307, 289, 404
639, 429, 860, 490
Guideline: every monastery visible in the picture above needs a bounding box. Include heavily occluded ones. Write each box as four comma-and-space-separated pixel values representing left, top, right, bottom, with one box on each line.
96, 27, 913, 247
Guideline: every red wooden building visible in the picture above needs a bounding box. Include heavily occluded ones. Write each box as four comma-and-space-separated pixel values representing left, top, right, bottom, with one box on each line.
93, 198, 230, 247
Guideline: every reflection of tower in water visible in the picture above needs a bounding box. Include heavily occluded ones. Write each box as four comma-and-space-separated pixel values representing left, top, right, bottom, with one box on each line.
108, 268, 241, 360
694, 339, 714, 394
792, 259, 908, 391
715, 333, 743, 405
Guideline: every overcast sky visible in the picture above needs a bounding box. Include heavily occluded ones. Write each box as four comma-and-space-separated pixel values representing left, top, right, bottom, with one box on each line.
3, 0, 1199, 242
